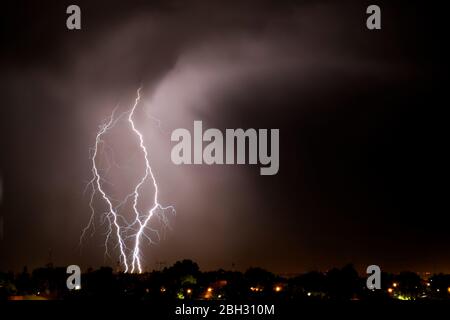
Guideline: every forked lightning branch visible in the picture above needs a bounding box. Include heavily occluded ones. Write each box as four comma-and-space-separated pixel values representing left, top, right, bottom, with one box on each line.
82, 88, 175, 274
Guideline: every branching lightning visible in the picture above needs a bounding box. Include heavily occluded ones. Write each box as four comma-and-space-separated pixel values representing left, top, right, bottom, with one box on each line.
82, 87, 175, 273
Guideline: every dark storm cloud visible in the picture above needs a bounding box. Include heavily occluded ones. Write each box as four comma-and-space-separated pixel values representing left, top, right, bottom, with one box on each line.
0, 0, 445, 273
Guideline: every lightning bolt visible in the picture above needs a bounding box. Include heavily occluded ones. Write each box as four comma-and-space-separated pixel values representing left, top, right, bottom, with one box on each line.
82, 87, 175, 273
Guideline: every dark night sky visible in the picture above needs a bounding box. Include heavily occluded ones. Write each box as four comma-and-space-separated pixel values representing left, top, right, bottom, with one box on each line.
0, 0, 446, 274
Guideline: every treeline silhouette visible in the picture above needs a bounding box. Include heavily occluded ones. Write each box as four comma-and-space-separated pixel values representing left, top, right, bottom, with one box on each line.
1, 260, 449, 301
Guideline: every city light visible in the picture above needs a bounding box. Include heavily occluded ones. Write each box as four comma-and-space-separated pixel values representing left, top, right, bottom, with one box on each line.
387, 288, 393, 294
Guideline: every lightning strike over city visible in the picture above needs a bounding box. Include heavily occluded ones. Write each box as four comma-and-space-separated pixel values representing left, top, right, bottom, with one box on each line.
82, 87, 175, 273
1, 0, 445, 312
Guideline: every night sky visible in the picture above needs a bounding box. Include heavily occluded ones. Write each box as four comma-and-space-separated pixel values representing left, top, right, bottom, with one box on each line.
0, 0, 446, 274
